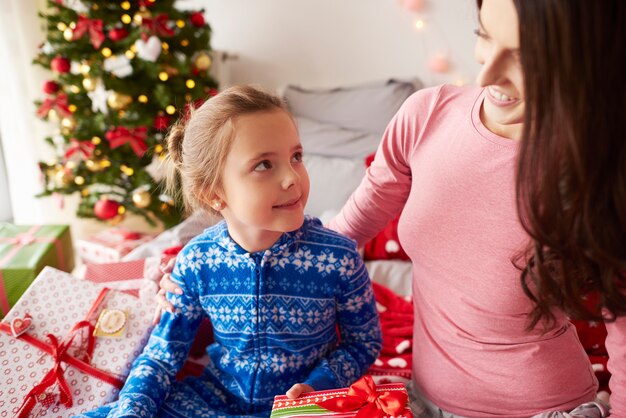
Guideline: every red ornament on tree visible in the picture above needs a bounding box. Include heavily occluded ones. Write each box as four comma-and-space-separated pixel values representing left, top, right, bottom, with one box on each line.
108, 27, 129, 41
50, 56, 71, 73
43, 80, 60, 94
189, 12, 205, 27
94, 199, 121, 220
153, 114, 170, 131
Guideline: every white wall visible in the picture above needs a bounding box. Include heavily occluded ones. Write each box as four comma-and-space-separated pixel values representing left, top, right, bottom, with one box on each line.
0, 0, 480, 237
193, 0, 481, 90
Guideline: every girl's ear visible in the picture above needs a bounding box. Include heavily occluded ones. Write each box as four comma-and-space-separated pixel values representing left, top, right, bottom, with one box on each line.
206, 191, 226, 211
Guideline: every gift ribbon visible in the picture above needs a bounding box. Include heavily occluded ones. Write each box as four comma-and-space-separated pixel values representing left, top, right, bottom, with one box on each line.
141, 13, 175, 40
36, 93, 72, 119
105, 126, 148, 157
316, 375, 408, 418
72, 15, 105, 49
0, 288, 125, 417
65, 138, 96, 160
0, 226, 66, 317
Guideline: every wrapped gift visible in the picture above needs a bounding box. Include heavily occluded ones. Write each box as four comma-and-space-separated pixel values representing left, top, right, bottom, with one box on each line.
80, 257, 162, 299
0, 224, 74, 318
270, 376, 412, 418
0, 267, 154, 417
76, 228, 154, 264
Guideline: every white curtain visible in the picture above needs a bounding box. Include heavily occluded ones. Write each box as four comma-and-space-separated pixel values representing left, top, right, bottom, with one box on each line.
0, 0, 80, 225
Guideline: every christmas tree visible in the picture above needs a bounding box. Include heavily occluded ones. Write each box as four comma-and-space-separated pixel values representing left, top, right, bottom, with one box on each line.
34, 0, 218, 228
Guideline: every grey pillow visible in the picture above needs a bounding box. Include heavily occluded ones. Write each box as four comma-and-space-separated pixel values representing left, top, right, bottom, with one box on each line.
283, 78, 423, 137
296, 116, 381, 159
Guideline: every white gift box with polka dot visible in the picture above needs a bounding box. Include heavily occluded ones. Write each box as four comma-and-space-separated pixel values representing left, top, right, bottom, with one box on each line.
0, 266, 153, 417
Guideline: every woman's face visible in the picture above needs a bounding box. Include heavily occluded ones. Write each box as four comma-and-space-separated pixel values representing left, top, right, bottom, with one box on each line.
474, 0, 524, 140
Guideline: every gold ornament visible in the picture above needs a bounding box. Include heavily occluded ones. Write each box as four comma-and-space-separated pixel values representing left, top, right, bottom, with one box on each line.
82, 76, 96, 91
193, 52, 212, 71
61, 117, 76, 133
63, 28, 74, 41
107, 213, 125, 226
107, 92, 133, 110
133, 9, 152, 25
132, 190, 152, 208
85, 159, 103, 172
54, 168, 74, 187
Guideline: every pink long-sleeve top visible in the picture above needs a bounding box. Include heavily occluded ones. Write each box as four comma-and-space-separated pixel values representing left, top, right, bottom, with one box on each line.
329, 84, 626, 417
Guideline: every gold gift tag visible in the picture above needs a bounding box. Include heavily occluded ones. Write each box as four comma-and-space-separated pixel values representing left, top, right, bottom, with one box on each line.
94, 308, 128, 338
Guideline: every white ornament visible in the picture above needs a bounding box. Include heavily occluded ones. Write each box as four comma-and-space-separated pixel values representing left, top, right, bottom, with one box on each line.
87, 80, 111, 115
52, 134, 66, 157
41, 42, 54, 54
62, 0, 89, 14
70, 61, 81, 75
135, 36, 162, 62
104, 55, 133, 78
144, 155, 165, 182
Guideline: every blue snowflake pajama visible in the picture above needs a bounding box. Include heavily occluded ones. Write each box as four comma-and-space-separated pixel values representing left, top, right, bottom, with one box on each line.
78, 217, 382, 417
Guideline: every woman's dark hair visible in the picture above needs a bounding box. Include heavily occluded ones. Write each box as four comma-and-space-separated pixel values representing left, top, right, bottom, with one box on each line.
479, 0, 626, 328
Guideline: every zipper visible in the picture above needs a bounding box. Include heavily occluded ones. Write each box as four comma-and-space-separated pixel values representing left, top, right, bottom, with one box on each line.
248, 253, 263, 410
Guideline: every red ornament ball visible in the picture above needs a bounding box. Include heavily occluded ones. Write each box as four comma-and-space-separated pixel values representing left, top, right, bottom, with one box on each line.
51, 56, 71, 73
43, 80, 60, 94
108, 27, 129, 41
153, 114, 170, 131
94, 199, 121, 220
190, 12, 205, 27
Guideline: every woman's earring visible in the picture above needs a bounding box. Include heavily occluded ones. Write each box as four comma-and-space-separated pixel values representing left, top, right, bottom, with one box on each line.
212, 201, 223, 211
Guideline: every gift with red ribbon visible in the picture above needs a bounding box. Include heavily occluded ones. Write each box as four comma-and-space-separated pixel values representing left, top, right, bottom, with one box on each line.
0, 224, 74, 318
65, 138, 96, 160
270, 376, 412, 418
105, 126, 149, 157
0, 267, 154, 417
72, 15, 105, 49
76, 227, 155, 264
141, 13, 175, 39
36, 93, 72, 119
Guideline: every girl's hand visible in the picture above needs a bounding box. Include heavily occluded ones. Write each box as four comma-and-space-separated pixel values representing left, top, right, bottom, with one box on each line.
285, 383, 315, 399
152, 258, 183, 324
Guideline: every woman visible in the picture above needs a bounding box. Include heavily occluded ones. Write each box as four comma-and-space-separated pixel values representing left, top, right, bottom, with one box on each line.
157, 0, 626, 416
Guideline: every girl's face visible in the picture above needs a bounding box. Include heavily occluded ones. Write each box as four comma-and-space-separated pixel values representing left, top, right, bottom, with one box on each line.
474, 0, 524, 140
217, 109, 309, 253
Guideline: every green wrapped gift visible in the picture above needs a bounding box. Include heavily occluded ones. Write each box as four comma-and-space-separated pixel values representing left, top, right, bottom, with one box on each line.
0, 224, 74, 318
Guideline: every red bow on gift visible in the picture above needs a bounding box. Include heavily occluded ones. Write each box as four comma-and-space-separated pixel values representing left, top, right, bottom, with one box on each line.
141, 13, 175, 39
15, 320, 98, 418
72, 15, 105, 49
105, 126, 148, 157
65, 138, 96, 160
317, 376, 408, 418
37, 93, 72, 119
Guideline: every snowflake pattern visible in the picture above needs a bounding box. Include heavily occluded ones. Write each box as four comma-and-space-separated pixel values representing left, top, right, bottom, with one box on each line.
83, 217, 381, 417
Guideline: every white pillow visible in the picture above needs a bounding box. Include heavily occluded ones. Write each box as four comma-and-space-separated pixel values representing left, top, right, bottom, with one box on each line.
303, 154, 365, 219
366, 260, 413, 297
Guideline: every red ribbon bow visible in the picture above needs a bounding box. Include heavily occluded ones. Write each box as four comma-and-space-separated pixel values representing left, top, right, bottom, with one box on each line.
14, 320, 98, 417
37, 93, 72, 119
317, 376, 408, 418
72, 15, 105, 49
105, 126, 148, 157
65, 138, 96, 160
141, 14, 175, 40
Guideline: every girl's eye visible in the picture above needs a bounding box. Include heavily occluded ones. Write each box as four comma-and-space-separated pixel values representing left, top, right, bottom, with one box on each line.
473, 29, 488, 40
254, 160, 272, 171
291, 152, 303, 163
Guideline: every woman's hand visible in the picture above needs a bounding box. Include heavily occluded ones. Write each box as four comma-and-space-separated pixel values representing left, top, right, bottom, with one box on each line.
285, 383, 314, 399
152, 258, 183, 324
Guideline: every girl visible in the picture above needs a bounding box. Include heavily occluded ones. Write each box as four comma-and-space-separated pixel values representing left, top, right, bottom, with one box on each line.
81, 85, 382, 418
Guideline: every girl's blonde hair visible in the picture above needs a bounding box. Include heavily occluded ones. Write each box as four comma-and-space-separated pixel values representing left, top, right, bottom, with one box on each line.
163, 85, 289, 216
